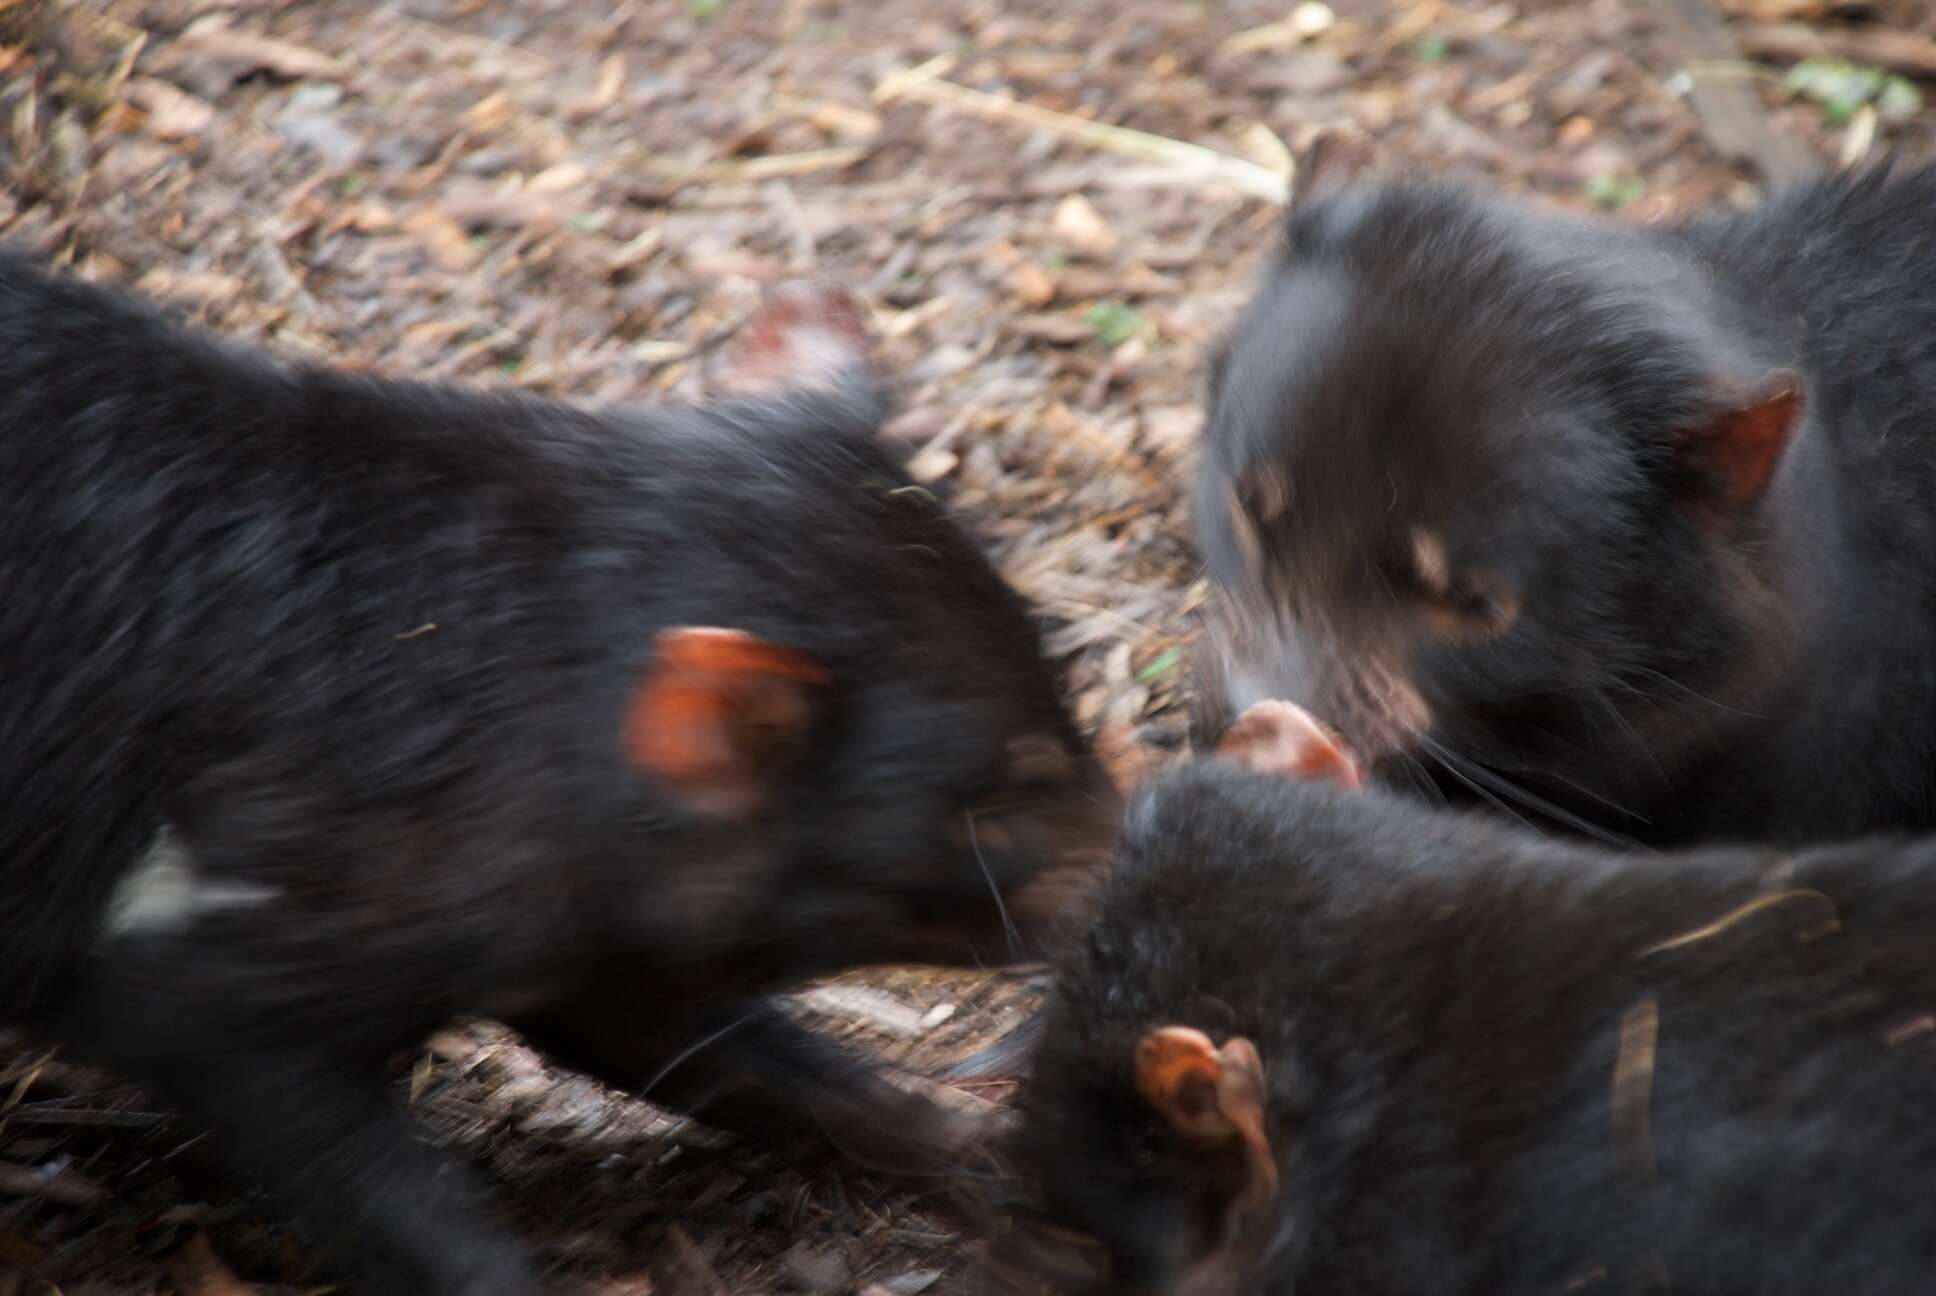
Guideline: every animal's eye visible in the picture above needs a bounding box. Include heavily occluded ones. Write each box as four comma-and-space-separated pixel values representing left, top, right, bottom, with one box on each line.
1443, 574, 1518, 637
1448, 576, 1496, 618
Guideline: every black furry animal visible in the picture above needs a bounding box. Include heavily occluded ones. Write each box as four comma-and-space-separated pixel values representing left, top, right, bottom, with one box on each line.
1195, 146, 1936, 849
988, 760, 1936, 1295
0, 257, 1117, 1295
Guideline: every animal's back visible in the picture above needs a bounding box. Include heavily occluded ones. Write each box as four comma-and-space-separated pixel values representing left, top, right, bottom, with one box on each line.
0, 252, 612, 1012
1675, 163, 1936, 470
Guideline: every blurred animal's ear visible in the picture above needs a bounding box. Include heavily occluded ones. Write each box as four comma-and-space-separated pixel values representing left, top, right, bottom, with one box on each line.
1293, 124, 1383, 209
624, 627, 832, 818
1135, 1026, 1279, 1210
1675, 369, 1804, 517
1216, 699, 1362, 789
722, 280, 876, 399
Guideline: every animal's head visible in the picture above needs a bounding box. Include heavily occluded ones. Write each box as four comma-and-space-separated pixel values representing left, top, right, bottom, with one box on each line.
1195, 134, 1805, 835
612, 282, 1120, 975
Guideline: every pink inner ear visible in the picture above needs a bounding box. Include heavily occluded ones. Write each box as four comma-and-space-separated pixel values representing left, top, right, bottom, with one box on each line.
1217, 700, 1363, 790
723, 282, 873, 395
1296, 126, 1381, 207
623, 628, 830, 818
1702, 374, 1803, 511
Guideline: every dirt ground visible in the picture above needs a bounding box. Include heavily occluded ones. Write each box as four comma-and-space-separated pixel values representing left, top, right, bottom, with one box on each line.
2, 0, 1933, 1291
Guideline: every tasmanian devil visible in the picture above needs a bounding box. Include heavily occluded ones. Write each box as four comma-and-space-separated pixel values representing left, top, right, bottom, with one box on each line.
0, 255, 1118, 1295
985, 756, 1936, 1295
1194, 140, 1936, 849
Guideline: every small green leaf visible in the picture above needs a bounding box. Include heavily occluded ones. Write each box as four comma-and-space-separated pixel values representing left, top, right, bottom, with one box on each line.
334, 173, 365, 197
1087, 302, 1144, 347
1781, 57, 1914, 126
1585, 173, 1645, 210
1878, 75, 1923, 123
687, 0, 724, 19
1413, 34, 1450, 63
1821, 94, 1861, 125
1136, 647, 1184, 683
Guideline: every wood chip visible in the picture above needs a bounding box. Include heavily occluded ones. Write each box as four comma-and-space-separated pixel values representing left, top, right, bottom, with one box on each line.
1646, 0, 1812, 185
467, 90, 515, 133
875, 57, 1287, 203
1736, 20, 1936, 81
132, 268, 244, 306
771, 93, 882, 140
569, 53, 627, 120
1219, 3, 1336, 56
862, 1272, 943, 1296
1008, 313, 1097, 345
125, 77, 214, 140
180, 26, 347, 81
1067, 196, 1130, 256
403, 206, 478, 270
794, 985, 930, 1039
1012, 261, 1058, 306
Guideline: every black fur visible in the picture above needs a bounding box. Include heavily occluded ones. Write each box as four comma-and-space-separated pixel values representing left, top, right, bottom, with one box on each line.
992, 761, 1936, 1294
1196, 161, 1936, 848
0, 248, 1117, 1295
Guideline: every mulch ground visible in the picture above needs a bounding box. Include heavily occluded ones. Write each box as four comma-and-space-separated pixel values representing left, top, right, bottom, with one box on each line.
2, 0, 1933, 1291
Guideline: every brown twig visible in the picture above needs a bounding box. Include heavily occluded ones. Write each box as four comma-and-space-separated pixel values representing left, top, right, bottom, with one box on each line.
1736, 21, 1936, 81
1646, 0, 1813, 184
874, 56, 1289, 203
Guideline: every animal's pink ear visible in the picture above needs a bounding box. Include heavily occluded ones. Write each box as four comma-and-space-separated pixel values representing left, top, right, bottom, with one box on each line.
722, 281, 874, 397
1677, 370, 1804, 515
1134, 1026, 1279, 1212
1294, 124, 1383, 208
624, 627, 832, 818
1216, 699, 1362, 790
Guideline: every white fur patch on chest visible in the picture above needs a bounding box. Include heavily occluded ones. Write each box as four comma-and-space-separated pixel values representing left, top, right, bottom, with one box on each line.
102, 824, 280, 939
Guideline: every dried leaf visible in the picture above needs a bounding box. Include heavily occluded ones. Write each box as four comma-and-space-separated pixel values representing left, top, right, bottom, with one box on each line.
529, 161, 590, 194
181, 27, 347, 81
467, 90, 515, 133
403, 206, 477, 270
569, 53, 627, 120
795, 985, 930, 1039
905, 445, 960, 483
772, 93, 881, 139
1051, 193, 1117, 257
1009, 313, 1097, 345
125, 76, 214, 140
1012, 261, 1057, 307
133, 268, 244, 306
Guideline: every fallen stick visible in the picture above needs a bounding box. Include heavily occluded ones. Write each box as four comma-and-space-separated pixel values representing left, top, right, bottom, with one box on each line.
641, 146, 870, 187
1737, 20, 1936, 81
1647, 0, 1813, 185
874, 55, 1290, 204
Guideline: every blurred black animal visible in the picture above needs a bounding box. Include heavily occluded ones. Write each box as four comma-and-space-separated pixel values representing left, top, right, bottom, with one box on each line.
988, 759, 1936, 1295
0, 257, 1118, 1295
1195, 142, 1936, 848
